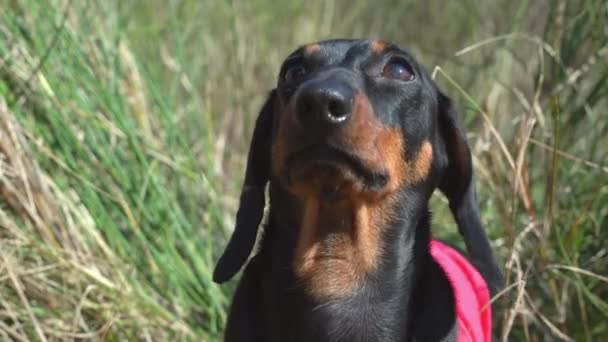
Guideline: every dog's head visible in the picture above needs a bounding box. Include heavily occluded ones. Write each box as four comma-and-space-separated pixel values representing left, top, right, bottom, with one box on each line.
213, 39, 504, 294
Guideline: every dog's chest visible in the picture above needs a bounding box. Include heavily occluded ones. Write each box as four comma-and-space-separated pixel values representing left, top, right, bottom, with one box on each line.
284, 290, 408, 342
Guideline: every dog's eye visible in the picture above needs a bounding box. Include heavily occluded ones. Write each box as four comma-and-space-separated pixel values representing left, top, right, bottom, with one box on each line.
382, 58, 415, 81
284, 64, 307, 83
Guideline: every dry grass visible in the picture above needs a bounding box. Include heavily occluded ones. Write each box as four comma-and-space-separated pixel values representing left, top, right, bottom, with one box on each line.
0, 100, 194, 340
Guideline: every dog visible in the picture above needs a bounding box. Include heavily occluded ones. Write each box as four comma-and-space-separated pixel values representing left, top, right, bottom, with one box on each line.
213, 39, 504, 341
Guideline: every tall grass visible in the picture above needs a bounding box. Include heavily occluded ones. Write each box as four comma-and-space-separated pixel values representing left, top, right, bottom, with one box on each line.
1, 0, 606, 340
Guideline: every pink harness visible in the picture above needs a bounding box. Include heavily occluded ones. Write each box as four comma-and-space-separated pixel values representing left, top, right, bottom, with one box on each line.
430, 240, 492, 342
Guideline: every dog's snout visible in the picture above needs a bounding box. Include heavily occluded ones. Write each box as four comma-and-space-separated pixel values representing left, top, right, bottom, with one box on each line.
296, 80, 354, 130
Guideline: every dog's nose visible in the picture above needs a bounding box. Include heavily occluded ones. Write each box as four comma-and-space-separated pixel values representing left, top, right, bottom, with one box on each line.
295, 79, 354, 130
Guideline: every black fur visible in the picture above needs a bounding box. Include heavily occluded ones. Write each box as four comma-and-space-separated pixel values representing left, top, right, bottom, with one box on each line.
213, 39, 503, 341
213, 91, 275, 283
436, 92, 505, 292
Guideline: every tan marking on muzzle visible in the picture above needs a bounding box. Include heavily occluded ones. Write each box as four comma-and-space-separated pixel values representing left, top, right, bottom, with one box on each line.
290, 94, 408, 300
410, 140, 433, 183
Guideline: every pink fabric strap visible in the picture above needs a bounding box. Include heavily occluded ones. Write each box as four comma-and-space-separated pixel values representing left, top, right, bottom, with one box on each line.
429, 240, 492, 342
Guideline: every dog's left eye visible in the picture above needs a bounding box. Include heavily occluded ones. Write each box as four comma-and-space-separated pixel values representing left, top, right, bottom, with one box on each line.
284, 64, 308, 83
382, 58, 415, 81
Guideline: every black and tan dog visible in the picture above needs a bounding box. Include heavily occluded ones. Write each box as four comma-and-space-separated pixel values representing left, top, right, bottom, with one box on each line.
213, 39, 504, 341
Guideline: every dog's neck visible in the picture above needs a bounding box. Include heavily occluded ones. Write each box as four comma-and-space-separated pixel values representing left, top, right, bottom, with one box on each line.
259, 184, 437, 341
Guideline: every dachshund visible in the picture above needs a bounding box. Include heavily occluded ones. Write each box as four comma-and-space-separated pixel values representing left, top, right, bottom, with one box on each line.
213, 39, 504, 342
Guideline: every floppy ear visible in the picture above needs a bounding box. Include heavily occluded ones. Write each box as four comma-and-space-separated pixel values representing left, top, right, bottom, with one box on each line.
436, 91, 505, 292
213, 90, 276, 283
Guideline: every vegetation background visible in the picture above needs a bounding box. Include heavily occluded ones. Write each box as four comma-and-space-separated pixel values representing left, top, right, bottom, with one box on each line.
0, 0, 606, 340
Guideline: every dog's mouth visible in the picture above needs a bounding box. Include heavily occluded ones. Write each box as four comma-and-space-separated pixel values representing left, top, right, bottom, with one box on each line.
282, 144, 389, 200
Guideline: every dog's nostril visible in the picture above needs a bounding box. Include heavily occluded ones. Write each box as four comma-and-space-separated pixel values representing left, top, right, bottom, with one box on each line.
326, 98, 350, 123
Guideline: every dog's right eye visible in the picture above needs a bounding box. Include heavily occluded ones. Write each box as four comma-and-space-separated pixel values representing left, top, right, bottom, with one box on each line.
283, 64, 307, 83
382, 58, 415, 82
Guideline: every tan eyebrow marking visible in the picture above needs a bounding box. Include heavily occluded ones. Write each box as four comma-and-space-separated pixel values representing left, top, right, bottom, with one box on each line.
304, 43, 321, 55
371, 40, 390, 53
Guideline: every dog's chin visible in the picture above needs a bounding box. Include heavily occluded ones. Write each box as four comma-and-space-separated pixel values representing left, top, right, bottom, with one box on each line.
282, 146, 390, 202
286, 163, 363, 201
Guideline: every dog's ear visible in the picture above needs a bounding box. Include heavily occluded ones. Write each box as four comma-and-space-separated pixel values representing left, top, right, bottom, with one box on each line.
436, 91, 505, 292
213, 90, 276, 283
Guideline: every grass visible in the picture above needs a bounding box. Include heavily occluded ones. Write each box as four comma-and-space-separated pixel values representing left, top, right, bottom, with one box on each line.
0, 0, 606, 340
